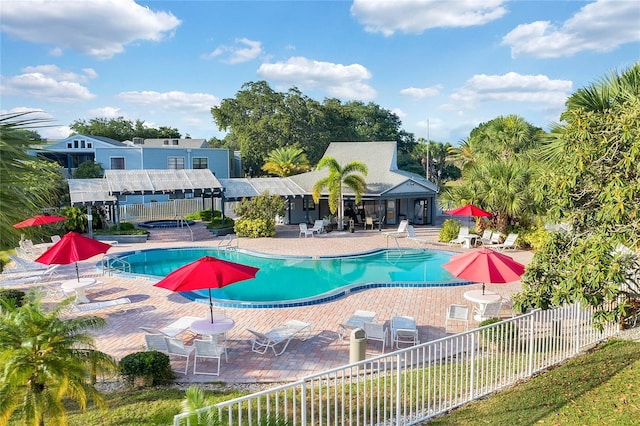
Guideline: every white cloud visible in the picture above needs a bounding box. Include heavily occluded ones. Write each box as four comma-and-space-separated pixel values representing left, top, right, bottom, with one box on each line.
258, 56, 376, 100
0, 0, 181, 59
450, 72, 572, 108
202, 38, 262, 64
88, 106, 124, 118
117, 90, 220, 112
1, 65, 96, 102
351, 0, 507, 36
502, 0, 640, 58
400, 85, 442, 99
391, 108, 406, 119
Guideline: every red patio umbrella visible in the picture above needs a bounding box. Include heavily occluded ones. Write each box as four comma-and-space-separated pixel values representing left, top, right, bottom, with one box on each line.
445, 204, 492, 228
13, 214, 66, 228
442, 248, 525, 294
154, 256, 259, 322
35, 232, 112, 281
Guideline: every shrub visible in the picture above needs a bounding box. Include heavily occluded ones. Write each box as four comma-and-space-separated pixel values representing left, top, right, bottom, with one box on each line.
518, 225, 552, 250
119, 221, 135, 231
208, 216, 235, 229
185, 209, 217, 221
479, 317, 519, 345
234, 218, 275, 238
439, 219, 461, 242
120, 351, 174, 387
0, 289, 26, 308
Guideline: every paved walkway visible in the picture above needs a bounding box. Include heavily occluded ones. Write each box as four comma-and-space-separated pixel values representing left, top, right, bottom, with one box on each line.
3, 224, 534, 384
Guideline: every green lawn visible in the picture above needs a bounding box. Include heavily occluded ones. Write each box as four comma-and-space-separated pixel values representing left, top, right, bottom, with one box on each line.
428, 339, 640, 425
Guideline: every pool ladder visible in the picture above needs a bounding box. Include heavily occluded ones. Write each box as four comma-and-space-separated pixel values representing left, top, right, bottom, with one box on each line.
174, 215, 193, 241
217, 234, 238, 251
102, 254, 131, 276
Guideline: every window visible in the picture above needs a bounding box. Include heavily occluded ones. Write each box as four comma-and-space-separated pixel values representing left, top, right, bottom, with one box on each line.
172, 139, 179, 145
73, 140, 79, 148
67, 142, 72, 148
168, 157, 185, 169
110, 157, 125, 170
81, 140, 86, 148
87, 142, 92, 148
192, 157, 208, 169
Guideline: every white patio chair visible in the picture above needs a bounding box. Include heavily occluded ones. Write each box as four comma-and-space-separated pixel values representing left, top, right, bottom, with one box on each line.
364, 217, 375, 230
338, 310, 377, 340
445, 304, 469, 333
193, 339, 225, 376
298, 223, 314, 238
391, 316, 419, 349
165, 337, 194, 374
248, 319, 311, 356
363, 322, 388, 353
473, 301, 503, 322
477, 229, 493, 246
383, 220, 409, 238
144, 333, 169, 353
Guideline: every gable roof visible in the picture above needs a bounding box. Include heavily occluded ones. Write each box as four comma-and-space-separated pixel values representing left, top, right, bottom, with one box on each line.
289, 141, 438, 196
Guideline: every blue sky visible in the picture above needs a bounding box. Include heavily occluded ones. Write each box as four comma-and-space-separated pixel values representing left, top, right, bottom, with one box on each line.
1, 0, 638, 143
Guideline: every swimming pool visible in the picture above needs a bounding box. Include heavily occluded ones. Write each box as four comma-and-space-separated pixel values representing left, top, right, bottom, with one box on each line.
111, 248, 466, 308
138, 219, 195, 228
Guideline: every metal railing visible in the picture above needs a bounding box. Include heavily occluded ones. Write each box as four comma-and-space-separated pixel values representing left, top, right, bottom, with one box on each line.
101, 254, 131, 276
217, 234, 238, 251
173, 303, 617, 425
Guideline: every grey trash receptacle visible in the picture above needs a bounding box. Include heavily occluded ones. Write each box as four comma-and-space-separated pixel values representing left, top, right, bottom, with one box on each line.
349, 328, 366, 363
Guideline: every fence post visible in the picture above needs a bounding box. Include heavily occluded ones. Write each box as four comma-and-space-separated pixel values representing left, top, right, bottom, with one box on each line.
469, 333, 476, 401
301, 382, 307, 425
527, 311, 535, 376
396, 353, 402, 425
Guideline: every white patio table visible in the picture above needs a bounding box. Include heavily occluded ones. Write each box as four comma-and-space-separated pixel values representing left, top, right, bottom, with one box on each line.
61, 278, 97, 303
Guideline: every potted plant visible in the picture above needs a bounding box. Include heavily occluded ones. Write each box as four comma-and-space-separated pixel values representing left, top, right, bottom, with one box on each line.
323, 215, 335, 233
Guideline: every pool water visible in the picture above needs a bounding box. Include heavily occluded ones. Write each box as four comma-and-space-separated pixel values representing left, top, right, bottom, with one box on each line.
117, 248, 460, 305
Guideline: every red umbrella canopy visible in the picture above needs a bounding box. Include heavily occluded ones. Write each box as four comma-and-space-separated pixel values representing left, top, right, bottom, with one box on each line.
35, 232, 112, 265
446, 204, 492, 217
442, 248, 525, 293
13, 215, 66, 228
154, 256, 259, 322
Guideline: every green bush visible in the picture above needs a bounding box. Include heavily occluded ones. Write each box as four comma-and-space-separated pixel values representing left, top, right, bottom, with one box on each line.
120, 351, 174, 387
439, 219, 461, 242
0, 289, 26, 308
185, 209, 218, 221
119, 222, 135, 231
207, 216, 235, 230
479, 317, 519, 344
234, 218, 275, 238
518, 225, 552, 250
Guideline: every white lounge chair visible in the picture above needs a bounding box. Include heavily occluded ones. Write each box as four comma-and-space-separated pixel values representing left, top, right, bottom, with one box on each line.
406, 225, 430, 246
477, 229, 493, 246
248, 319, 311, 356
338, 309, 377, 340
144, 334, 169, 353
391, 316, 419, 348
448, 226, 470, 246
72, 297, 131, 312
299, 223, 314, 238
383, 220, 409, 238
488, 233, 518, 251
8, 255, 50, 272
310, 220, 324, 234
140, 316, 201, 338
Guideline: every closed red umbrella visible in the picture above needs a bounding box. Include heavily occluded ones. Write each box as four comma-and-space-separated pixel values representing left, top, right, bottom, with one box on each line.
154, 256, 259, 322
35, 232, 112, 281
13, 214, 66, 228
442, 248, 525, 294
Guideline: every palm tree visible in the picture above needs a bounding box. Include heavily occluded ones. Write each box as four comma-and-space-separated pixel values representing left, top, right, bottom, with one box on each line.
261, 146, 310, 177
312, 157, 367, 230
0, 294, 118, 426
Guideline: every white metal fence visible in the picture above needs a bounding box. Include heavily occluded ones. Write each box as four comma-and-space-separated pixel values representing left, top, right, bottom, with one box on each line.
174, 303, 617, 425
119, 199, 214, 223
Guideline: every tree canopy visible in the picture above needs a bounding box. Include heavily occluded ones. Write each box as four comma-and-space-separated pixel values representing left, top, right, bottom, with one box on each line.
211, 81, 412, 175
69, 117, 181, 141
515, 63, 640, 327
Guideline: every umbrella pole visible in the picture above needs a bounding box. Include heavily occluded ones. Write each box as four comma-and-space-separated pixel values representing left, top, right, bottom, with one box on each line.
76, 262, 80, 282
208, 289, 214, 323
482, 282, 485, 295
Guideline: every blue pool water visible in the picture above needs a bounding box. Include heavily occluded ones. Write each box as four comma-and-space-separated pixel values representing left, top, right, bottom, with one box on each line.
114, 248, 463, 307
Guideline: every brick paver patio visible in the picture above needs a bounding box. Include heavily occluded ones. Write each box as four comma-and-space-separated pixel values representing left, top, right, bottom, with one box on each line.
3, 224, 533, 384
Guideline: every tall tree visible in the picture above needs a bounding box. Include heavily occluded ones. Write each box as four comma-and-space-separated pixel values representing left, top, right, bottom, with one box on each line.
312, 157, 367, 230
0, 294, 118, 425
261, 146, 310, 177
515, 63, 640, 327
